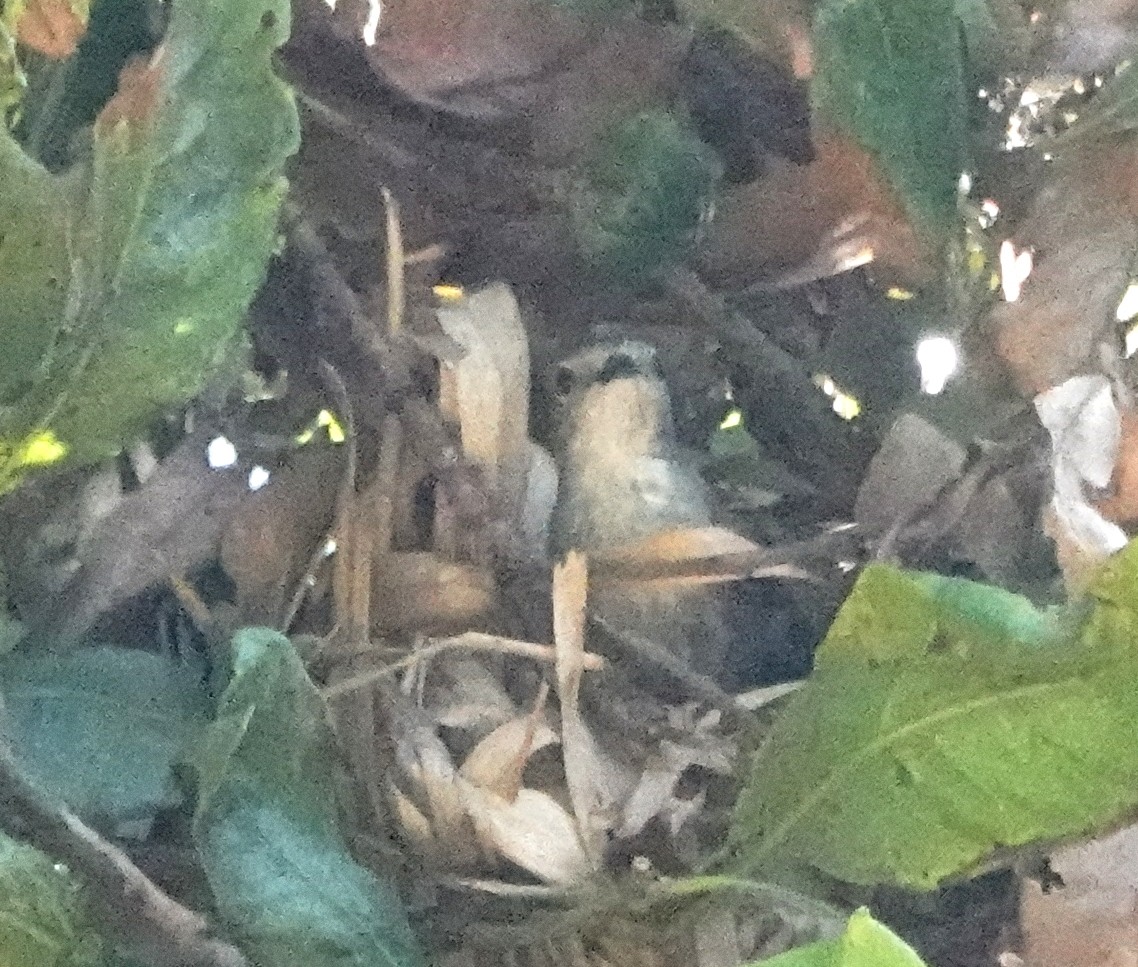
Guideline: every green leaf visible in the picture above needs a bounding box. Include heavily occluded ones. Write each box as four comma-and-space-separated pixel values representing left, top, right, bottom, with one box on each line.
753, 909, 926, 967
811, 0, 968, 243
571, 109, 720, 284
1, 647, 207, 829
0, 832, 106, 967
192, 628, 426, 967
728, 558, 1138, 889
0, 0, 298, 484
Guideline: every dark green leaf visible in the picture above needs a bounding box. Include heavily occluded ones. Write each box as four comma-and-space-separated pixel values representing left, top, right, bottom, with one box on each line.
811, 0, 968, 243
729, 551, 1138, 889
192, 628, 426, 967
571, 109, 720, 283
2, 647, 206, 829
0, 0, 298, 484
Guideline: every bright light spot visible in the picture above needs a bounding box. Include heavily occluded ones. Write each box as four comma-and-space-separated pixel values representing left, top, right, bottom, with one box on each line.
324, 0, 336, 8
173, 320, 194, 335
1126, 324, 1138, 358
837, 560, 857, 573
323, 538, 338, 557
831, 392, 861, 420
361, 0, 381, 45
886, 287, 915, 301
1030, 8, 1041, 23
719, 409, 743, 431
207, 436, 238, 469
814, 373, 861, 420
1072, 77, 1086, 95
21, 431, 67, 466
433, 283, 465, 301
317, 408, 346, 444
958, 171, 973, 193
977, 88, 988, 100
1020, 89, 1040, 107
248, 465, 270, 491
916, 336, 959, 395
295, 426, 315, 445
999, 240, 1033, 302
1117, 283, 1138, 322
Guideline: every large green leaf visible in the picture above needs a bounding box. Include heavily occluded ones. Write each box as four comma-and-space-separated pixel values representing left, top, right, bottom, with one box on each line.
811, 0, 967, 243
728, 546, 1138, 889
754, 909, 926, 967
0, 832, 106, 967
1, 647, 207, 829
192, 628, 426, 967
0, 0, 298, 484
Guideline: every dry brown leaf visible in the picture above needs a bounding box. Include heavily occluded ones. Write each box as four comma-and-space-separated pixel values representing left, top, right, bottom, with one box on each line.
1096, 404, 1138, 524
372, 551, 497, 634
221, 444, 343, 626
553, 552, 615, 866
991, 143, 1138, 397
327, 0, 586, 117
529, 22, 687, 166
15, 0, 87, 58
1022, 824, 1138, 967
697, 128, 935, 291
590, 526, 808, 588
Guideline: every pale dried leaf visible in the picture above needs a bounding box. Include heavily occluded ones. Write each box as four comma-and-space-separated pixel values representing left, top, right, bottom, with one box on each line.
1035, 377, 1128, 588
436, 283, 530, 481
461, 782, 590, 885
459, 714, 559, 799
553, 552, 611, 865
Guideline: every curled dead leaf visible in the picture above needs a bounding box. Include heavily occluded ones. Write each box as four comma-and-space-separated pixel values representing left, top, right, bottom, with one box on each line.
459, 713, 559, 801
697, 128, 934, 291
462, 782, 590, 886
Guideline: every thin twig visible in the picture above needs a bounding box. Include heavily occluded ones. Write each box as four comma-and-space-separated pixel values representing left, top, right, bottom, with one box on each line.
0, 745, 246, 967
322, 631, 605, 699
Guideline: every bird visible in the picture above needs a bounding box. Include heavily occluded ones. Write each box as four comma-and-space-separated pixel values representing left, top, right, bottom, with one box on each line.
549, 340, 727, 674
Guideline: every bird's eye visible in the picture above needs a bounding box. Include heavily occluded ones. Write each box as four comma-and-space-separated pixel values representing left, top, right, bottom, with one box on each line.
554, 365, 575, 396
597, 352, 642, 383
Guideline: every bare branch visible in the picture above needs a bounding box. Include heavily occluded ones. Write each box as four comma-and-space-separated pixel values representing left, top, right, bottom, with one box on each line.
0, 745, 246, 967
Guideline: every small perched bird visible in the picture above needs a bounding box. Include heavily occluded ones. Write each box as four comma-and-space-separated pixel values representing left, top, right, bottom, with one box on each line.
549, 340, 726, 672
